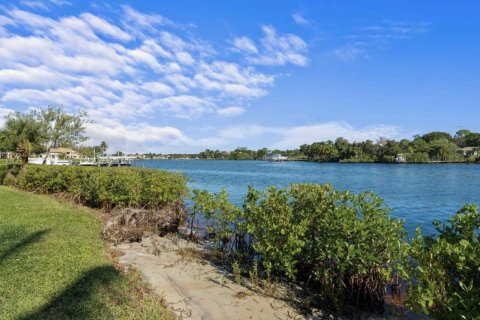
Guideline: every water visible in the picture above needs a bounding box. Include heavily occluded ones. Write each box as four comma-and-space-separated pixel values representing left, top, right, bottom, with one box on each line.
137, 160, 480, 235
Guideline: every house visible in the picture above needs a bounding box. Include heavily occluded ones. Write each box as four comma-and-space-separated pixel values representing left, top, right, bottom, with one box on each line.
48, 147, 80, 159
457, 147, 480, 158
0, 151, 15, 159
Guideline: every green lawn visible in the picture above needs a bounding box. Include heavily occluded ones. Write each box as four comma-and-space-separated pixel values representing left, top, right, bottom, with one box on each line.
0, 186, 175, 320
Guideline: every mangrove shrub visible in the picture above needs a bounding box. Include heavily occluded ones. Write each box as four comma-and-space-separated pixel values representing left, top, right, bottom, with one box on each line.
191, 184, 408, 310
407, 204, 480, 319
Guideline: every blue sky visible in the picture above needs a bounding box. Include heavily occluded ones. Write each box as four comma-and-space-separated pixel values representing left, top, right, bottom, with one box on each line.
0, 0, 479, 153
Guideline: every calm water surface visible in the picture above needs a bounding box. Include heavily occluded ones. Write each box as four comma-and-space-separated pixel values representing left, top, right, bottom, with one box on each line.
138, 160, 480, 235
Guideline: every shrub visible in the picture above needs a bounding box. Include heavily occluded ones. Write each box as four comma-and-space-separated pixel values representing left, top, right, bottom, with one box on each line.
192, 183, 408, 311
408, 152, 430, 163
245, 186, 308, 280
298, 185, 407, 308
0, 164, 21, 184
0, 165, 188, 211
140, 169, 188, 209
407, 204, 480, 319
246, 184, 408, 308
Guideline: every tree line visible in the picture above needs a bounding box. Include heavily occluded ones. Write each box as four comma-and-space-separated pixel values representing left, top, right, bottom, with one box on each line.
193, 130, 480, 163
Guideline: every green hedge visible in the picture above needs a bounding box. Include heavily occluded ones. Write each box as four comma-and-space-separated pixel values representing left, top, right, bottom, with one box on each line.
0, 165, 188, 210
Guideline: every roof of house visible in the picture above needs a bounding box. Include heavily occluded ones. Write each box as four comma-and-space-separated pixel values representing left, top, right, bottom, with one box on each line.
48, 147, 77, 154
458, 147, 480, 151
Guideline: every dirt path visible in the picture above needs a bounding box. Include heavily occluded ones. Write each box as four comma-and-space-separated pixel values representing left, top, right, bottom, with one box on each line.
115, 235, 312, 320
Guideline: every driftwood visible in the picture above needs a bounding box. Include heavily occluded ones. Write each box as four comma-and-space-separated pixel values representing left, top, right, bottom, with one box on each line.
102, 205, 185, 244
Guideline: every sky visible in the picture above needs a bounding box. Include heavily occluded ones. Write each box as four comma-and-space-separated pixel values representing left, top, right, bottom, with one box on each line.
0, 0, 479, 153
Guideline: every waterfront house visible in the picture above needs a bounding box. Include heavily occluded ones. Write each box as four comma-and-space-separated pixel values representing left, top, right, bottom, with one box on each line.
48, 147, 80, 159
457, 147, 480, 158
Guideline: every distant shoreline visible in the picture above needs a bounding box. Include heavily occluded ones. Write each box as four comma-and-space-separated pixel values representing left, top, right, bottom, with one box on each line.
138, 158, 479, 165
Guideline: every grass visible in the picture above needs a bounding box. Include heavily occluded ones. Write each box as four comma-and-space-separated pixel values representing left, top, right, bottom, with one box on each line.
0, 186, 176, 320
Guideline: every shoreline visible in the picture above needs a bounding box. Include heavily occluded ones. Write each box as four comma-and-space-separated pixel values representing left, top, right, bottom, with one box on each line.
139, 158, 479, 165
116, 234, 323, 320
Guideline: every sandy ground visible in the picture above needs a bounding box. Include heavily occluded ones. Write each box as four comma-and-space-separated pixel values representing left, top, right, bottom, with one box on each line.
115, 235, 315, 320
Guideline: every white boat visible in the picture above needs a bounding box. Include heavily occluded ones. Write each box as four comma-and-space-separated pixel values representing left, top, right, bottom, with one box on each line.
78, 161, 96, 166
77, 158, 96, 166
268, 154, 288, 162
28, 153, 71, 166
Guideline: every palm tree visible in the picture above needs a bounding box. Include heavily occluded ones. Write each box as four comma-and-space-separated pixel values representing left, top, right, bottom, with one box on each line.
99, 141, 108, 156
0, 111, 47, 166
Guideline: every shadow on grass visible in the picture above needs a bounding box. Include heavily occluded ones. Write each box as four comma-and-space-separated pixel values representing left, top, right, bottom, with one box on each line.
19, 265, 124, 320
0, 230, 50, 263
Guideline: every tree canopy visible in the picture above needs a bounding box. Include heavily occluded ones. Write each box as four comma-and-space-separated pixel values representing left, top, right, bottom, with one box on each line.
0, 111, 47, 164
40, 106, 89, 149
0, 106, 90, 165
193, 129, 480, 163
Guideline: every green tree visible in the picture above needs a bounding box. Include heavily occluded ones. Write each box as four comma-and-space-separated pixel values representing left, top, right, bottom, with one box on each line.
422, 131, 453, 143
256, 148, 269, 160
412, 137, 429, 153
454, 129, 472, 147
428, 139, 459, 161
465, 132, 480, 147
99, 141, 108, 156
40, 106, 89, 149
39, 106, 90, 164
335, 137, 350, 158
0, 111, 47, 165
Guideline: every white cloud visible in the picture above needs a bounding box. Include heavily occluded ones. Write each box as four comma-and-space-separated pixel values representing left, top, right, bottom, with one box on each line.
0, 65, 72, 88
334, 20, 431, 62
334, 44, 368, 62
85, 119, 190, 153
121, 5, 173, 31
216, 106, 245, 117
0, 107, 14, 129
0, 6, 285, 121
77, 118, 401, 154
274, 122, 399, 149
195, 122, 399, 150
141, 82, 175, 96
20, 0, 71, 10
151, 95, 215, 118
80, 13, 132, 41
233, 25, 308, 66
292, 12, 312, 26
49, 0, 71, 6
0, 5, 311, 152
233, 36, 258, 54
141, 121, 398, 153
21, 1, 49, 10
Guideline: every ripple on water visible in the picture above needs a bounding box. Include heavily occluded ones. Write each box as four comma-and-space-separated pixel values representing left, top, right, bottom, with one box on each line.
139, 160, 480, 235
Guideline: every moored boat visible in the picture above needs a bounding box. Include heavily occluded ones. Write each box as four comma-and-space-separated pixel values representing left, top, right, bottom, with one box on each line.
28, 153, 71, 166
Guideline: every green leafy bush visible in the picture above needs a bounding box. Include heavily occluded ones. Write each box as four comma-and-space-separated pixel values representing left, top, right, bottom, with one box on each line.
192, 183, 408, 310
407, 204, 480, 319
0, 164, 21, 184
245, 186, 308, 280
289, 185, 404, 307
0, 165, 188, 210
